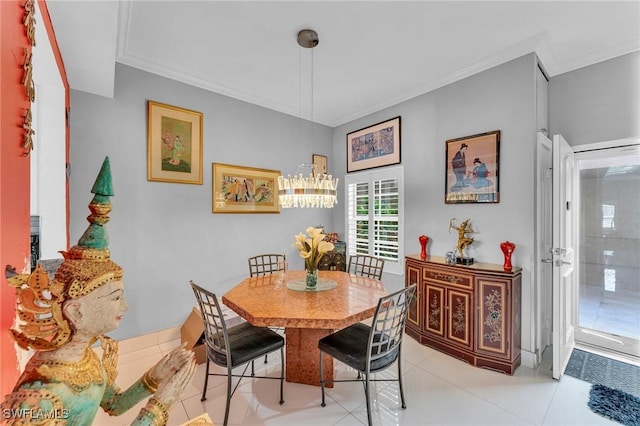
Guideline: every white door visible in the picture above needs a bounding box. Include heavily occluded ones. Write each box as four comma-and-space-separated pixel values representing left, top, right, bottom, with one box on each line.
552, 134, 578, 379
536, 133, 553, 356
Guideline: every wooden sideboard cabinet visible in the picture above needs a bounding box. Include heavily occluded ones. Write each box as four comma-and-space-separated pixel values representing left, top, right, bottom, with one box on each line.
405, 254, 521, 374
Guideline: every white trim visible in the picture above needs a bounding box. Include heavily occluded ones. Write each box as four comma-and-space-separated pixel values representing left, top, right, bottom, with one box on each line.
573, 137, 640, 153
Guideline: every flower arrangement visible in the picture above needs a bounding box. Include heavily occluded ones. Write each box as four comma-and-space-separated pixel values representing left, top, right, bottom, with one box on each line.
293, 227, 335, 273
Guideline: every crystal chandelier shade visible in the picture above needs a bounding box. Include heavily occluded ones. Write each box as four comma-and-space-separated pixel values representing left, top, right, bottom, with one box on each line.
278, 28, 338, 209
278, 166, 338, 208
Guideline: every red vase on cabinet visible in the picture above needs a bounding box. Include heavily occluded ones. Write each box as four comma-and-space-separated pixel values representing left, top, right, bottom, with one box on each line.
419, 235, 429, 260
500, 241, 515, 271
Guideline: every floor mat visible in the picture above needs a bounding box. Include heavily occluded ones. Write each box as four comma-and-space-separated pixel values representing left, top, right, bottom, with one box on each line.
565, 349, 640, 398
588, 384, 640, 426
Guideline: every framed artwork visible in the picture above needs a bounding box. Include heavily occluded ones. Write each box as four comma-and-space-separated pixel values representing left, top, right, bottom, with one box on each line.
347, 116, 401, 173
445, 130, 500, 204
147, 101, 203, 184
312, 154, 328, 176
212, 163, 281, 214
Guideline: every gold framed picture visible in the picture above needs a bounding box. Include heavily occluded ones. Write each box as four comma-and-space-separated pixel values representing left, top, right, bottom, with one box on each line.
212, 163, 281, 214
312, 154, 328, 176
147, 101, 203, 184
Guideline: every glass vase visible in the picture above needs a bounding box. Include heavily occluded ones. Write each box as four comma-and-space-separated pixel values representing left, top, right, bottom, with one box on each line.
305, 269, 318, 290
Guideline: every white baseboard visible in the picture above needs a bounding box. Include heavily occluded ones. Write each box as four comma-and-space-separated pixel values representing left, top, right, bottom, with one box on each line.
521, 350, 538, 369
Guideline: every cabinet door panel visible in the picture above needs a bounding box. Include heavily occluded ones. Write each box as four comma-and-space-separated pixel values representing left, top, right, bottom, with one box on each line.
447, 289, 472, 348
406, 263, 421, 327
477, 278, 509, 357
424, 283, 445, 337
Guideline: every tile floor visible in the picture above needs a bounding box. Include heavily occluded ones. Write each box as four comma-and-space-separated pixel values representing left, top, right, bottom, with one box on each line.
93, 328, 618, 426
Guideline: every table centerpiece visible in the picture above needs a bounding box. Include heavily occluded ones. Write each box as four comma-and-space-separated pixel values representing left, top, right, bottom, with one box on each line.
293, 227, 335, 289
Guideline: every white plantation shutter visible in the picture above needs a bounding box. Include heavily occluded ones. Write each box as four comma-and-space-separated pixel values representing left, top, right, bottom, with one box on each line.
347, 181, 369, 254
345, 166, 404, 275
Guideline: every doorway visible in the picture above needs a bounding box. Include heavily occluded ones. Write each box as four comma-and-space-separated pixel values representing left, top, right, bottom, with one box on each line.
574, 143, 640, 360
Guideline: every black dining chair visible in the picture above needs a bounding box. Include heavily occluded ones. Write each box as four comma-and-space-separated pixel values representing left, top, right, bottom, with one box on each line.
318, 284, 417, 426
247, 253, 287, 362
189, 281, 284, 426
347, 254, 385, 280
248, 253, 286, 277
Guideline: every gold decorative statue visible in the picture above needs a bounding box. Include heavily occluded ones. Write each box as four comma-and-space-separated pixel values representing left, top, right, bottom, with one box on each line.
449, 218, 475, 263
1, 157, 196, 425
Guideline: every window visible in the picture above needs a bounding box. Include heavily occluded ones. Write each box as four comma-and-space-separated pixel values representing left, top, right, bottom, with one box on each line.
602, 203, 615, 230
345, 166, 404, 275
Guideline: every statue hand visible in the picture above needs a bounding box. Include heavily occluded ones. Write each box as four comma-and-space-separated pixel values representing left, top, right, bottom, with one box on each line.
149, 342, 194, 387
152, 355, 196, 408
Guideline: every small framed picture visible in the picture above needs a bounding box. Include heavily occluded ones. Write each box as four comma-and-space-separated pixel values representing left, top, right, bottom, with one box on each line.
147, 101, 203, 184
445, 130, 500, 204
347, 116, 401, 173
212, 163, 281, 214
312, 154, 328, 176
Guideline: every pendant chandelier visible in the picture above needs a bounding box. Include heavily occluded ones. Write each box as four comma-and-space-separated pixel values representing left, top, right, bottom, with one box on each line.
278, 29, 338, 209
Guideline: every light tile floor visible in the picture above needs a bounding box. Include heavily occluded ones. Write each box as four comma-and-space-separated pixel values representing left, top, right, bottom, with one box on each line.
93, 330, 617, 426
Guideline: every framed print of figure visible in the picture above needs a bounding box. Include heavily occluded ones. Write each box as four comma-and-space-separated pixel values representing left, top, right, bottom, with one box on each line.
445, 130, 500, 204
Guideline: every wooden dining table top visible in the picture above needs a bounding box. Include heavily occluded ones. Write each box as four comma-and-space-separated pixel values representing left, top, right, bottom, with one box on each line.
222, 270, 388, 330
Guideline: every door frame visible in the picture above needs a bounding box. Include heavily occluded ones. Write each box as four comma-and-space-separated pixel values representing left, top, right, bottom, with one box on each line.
572, 137, 640, 361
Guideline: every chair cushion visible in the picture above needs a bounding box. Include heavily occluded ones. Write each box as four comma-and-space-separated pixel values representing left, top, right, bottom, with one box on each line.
207, 322, 284, 367
318, 323, 399, 373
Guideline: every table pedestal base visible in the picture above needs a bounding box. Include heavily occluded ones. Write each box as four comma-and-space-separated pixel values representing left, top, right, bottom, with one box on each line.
285, 327, 333, 387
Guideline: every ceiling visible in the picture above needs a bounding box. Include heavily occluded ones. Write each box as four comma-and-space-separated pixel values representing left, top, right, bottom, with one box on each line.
46, 1, 640, 127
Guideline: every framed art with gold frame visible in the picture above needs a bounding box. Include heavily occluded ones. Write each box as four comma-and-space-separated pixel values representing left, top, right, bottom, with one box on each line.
347, 116, 401, 173
212, 163, 281, 214
147, 101, 203, 184
312, 154, 328, 176
445, 130, 500, 204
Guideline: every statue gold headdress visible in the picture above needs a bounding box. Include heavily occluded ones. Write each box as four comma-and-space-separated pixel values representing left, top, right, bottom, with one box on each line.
7, 157, 123, 351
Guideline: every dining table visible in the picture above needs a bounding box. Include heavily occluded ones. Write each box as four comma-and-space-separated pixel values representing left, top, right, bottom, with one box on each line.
222, 270, 388, 386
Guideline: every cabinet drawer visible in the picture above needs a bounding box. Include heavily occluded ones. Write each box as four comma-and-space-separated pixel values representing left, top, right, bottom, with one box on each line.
423, 268, 473, 290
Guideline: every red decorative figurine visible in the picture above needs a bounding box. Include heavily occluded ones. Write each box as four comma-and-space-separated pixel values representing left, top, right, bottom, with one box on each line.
500, 241, 516, 271
419, 235, 429, 260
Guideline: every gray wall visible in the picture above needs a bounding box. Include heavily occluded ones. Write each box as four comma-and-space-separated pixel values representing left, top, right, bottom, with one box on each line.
69, 51, 639, 365
332, 54, 539, 359
70, 64, 334, 340
550, 51, 640, 145
73, 56, 540, 356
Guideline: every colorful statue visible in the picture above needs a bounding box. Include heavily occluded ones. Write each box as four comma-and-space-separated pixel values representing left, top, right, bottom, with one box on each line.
449, 218, 475, 262
1, 157, 195, 425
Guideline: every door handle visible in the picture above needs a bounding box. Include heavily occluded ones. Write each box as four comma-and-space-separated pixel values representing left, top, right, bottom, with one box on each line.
541, 258, 553, 263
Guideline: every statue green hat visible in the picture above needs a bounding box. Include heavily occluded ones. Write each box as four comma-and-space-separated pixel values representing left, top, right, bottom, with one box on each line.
8, 156, 123, 350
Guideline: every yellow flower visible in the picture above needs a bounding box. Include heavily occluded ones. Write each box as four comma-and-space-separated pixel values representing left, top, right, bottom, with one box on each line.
293, 227, 335, 272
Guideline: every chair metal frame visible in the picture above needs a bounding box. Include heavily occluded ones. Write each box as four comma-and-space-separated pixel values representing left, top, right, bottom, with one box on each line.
347, 254, 385, 280
248, 253, 286, 277
247, 253, 287, 363
318, 284, 417, 426
190, 281, 284, 426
